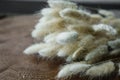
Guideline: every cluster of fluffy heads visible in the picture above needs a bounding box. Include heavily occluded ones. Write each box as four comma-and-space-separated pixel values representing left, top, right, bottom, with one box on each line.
24, 0, 120, 79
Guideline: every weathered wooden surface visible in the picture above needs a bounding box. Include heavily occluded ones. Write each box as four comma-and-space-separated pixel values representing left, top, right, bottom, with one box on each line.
0, 15, 120, 80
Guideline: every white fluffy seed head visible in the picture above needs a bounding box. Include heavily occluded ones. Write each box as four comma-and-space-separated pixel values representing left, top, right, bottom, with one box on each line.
95, 38, 108, 46
31, 29, 48, 40
57, 62, 91, 78
85, 45, 108, 61
78, 9, 91, 16
44, 37, 55, 43
56, 31, 79, 45
92, 24, 117, 35
118, 63, 120, 75
32, 18, 64, 39
98, 9, 115, 17
110, 49, 120, 55
23, 43, 46, 55
72, 47, 86, 60
67, 24, 94, 34
44, 32, 58, 43
39, 48, 56, 57
41, 8, 60, 17
35, 18, 63, 29
90, 14, 102, 19
57, 42, 78, 57
66, 55, 73, 62
59, 8, 90, 20
48, 0, 77, 9
39, 44, 60, 57
57, 50, 67, 57
63, 17, 84, 24
79, 35, 95, 47
34, 22, 47, 30
86, 61, 115, 77
39, 16, 54, 23
60, 8, 80, 18
72, 35, 96, 60
89, 14, 103, 24
108, 39, 120, 49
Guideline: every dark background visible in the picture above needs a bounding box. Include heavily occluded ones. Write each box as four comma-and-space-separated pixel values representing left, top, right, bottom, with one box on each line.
0, 0, 120, 15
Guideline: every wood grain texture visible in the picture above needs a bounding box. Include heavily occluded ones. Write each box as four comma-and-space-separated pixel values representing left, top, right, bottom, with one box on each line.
0, 15, 119, 80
